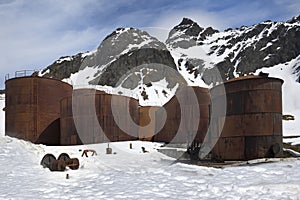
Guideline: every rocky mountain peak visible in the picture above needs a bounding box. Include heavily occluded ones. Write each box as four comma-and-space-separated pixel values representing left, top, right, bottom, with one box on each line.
287, 15, 300, 24
173, 18, 204, 37
166, 18, 218, 49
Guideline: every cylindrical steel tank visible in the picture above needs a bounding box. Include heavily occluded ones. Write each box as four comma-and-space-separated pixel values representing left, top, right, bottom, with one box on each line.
153, 86, 210, 144
5, 77, 72, 145
138, 106, 160, 141
60, 89, 139, 145
210, 76, 283, 161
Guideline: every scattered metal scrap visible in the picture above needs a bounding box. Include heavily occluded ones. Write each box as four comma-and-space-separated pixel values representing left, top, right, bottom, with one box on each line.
40, 153, 79, 171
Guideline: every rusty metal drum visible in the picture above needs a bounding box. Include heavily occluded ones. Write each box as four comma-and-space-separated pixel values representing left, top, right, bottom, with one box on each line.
210, 76, 284, 161
60, 89, 139, 145
5, 77, 72, 145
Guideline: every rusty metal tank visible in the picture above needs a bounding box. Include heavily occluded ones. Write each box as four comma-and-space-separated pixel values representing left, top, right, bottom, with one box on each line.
210, 76, 283, 161
60, 89, 139, 145
138, 106, 160, 141
153, 86, 210, 144
5, 77, 72, 145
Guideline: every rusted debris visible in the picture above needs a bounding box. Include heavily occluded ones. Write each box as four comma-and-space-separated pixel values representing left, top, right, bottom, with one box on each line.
40, 153, 80, 172
141, 147, 149, 153
282, 114, 295, 120
57, 153, 71, 162
40, 154, 56, 168
49, 160, 66, 171
80, 149, 97, 157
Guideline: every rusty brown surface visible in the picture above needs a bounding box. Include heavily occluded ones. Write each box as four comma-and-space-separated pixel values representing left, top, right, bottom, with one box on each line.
210, 76, 283, 161
5, 77, 72, 145
60, 89, 139, 145
138, 106, 160, 141
212, 136, 283, 161
153, 86, 210, 144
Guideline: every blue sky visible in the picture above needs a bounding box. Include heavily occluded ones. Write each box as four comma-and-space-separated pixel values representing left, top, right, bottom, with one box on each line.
0, 0, 299, 89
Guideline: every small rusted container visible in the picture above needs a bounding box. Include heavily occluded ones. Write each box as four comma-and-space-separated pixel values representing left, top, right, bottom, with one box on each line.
60, 89, 139, 145
210, 76, 284, 161
5, 77, 72, 145
153, 86, 210, 144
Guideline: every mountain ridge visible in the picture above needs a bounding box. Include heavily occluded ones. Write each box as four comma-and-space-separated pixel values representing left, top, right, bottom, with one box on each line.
34, 15, 300, 105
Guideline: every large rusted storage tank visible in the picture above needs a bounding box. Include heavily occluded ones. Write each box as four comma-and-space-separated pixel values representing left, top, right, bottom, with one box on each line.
210, 76, 283, 161
139, 106, 160, 141
60, 89, 139, 145
5, 77, 72, 145
153, 86, 210, 144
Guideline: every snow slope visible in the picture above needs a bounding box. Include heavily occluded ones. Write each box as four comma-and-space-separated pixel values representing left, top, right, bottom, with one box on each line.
1, 136, 300, 199
256, 55, 300, 138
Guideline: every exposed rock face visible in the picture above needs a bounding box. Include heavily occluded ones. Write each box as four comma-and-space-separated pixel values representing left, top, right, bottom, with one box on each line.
166, 16, 300, 85
166, 18, 203, 49
89, 48, 178, 88
166, 18, 219, 49
81, 28, 168, 72
32, 53, 85, 80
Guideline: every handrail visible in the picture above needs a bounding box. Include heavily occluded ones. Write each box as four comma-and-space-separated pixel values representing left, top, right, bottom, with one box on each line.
5, 69, 38, 81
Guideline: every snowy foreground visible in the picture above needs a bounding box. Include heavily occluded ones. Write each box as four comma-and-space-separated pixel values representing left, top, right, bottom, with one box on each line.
1, 136, 300, 199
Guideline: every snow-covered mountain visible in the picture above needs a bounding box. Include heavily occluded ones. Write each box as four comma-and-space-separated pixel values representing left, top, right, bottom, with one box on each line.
35, 15, 300, 106
36, 28, 186, 106
167, 16, 300, 85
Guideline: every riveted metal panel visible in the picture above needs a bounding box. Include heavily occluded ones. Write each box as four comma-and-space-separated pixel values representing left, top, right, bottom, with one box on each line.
60, 89, 139, 145
5, 77, 72, 145
154, 86, 210, 144
139, 106, 160, 141
210, 76, 283, 161
244, 136, 283, 160
212, 137, 245, 161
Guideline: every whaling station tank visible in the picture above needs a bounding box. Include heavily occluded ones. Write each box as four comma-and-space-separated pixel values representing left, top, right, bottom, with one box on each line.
153, 86, 210, 145
60, 89, 139, 145
5, 77, 72, 145
138, 106, 160, 141
210, 76, 283, 161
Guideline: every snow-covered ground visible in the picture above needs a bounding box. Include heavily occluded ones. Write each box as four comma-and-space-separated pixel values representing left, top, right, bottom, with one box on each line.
1, 137, 300, 199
